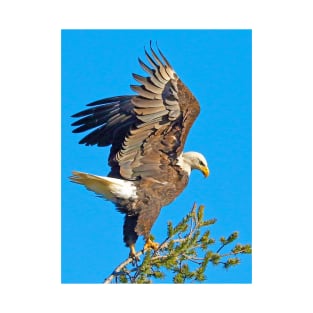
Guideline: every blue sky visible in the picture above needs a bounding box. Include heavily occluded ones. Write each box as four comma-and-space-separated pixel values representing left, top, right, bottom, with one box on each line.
61, 29, 252, 283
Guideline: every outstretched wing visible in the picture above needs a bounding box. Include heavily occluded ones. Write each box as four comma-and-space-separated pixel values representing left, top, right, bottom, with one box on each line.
72, 42, 200, 180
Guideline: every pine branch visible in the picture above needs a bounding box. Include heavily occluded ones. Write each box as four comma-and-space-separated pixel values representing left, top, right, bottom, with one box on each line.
103, 251, 143, 284
103, 203, 252, 284
103, 238, 186, 284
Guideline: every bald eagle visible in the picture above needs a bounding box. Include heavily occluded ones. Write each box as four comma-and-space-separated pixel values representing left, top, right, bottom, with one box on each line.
70, 43, 209, 258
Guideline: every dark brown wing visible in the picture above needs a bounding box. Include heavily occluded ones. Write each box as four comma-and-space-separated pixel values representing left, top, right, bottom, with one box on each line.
72, 42, 200, 180
72, 96, 135, 144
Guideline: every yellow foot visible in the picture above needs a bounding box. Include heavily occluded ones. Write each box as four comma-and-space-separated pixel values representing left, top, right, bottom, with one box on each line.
144, 238, 160, 252
129, 244, 140, 261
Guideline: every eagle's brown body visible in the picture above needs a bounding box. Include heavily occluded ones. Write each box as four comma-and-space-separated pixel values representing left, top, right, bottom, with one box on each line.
70, 43, 208, 256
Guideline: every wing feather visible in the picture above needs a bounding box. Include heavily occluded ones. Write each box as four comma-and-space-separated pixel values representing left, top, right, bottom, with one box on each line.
138, 57, 153, 75
130, 85, 162, 100
132, 73, 163, 93
131, 97, 164, 108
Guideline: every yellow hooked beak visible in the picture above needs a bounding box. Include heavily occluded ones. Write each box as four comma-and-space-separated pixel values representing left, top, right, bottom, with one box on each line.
200, 165, 210, 178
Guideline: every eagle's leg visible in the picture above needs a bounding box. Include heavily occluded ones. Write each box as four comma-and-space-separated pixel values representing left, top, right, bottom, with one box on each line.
124, 215, 140, 260
144, 238, 160, 252
129, 243, 140, 261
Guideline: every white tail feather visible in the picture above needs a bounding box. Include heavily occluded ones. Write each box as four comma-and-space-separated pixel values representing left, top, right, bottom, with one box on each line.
70, 171, 137, 201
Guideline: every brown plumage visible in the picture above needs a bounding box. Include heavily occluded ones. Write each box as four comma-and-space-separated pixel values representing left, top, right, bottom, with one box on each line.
70, 42, 209, 257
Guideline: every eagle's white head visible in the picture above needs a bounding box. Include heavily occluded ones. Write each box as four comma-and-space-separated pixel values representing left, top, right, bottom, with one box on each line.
177, 152, 210, 177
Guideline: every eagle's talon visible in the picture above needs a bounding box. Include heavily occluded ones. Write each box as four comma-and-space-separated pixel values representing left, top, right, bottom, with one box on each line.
144, 238, 160, 252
